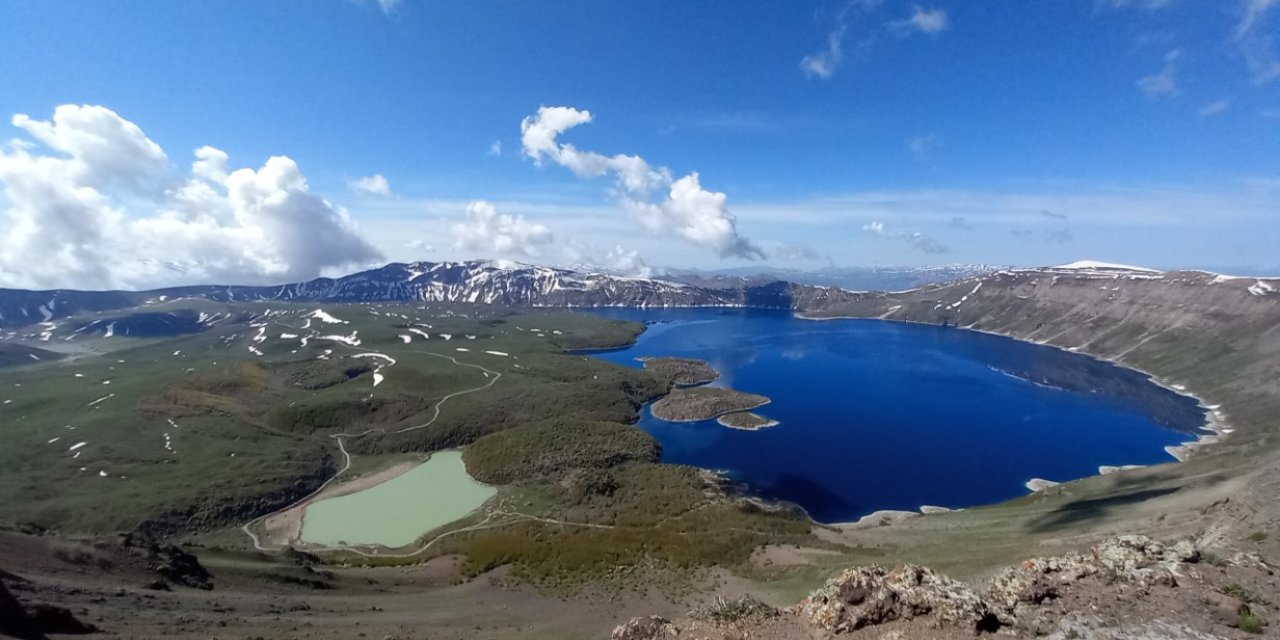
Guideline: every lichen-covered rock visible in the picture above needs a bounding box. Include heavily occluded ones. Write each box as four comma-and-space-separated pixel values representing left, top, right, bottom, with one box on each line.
798, 564, 994, 633
1227, 551, 1275, 572
611, 616, 679, 640
985, 536, 1200, 624
1093, 535, 1171, 574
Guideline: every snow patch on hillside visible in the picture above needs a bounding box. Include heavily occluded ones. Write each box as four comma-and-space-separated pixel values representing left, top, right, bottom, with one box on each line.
1055, 260, 1160, 273
309, 309, 348, 324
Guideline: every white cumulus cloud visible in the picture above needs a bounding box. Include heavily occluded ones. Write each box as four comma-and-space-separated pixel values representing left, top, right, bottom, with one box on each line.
520, 106, 762, 259
894, 6, 948, 35
0, 104, 382, 290
564, 242, 653, 277
351, 173, 391, 195
451, 200, 553, 259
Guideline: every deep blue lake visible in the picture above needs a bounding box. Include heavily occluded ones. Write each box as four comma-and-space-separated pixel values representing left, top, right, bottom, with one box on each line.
588, 308, 1206, 523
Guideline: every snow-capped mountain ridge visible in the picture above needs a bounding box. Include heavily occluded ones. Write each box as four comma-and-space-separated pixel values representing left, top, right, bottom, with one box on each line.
2, 260, 1276, 332
0, 261, 838, 329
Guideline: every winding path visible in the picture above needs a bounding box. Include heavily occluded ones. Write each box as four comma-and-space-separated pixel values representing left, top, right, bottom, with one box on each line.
240, 312, 789, 559
240, 318, 504, 552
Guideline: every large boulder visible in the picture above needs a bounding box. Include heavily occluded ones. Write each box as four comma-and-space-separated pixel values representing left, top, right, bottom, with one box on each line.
798, 564, 995, 633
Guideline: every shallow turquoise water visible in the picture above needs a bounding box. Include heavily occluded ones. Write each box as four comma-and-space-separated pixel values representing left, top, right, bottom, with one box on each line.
300, 450, 495, 548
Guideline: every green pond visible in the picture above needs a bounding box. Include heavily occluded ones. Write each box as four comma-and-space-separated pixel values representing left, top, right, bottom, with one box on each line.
300, 450, 496, 548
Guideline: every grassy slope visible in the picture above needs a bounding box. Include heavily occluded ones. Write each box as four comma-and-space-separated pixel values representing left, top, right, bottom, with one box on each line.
463, 418, 660, 485
0, 344, 67, 369
0, 302, 665, 537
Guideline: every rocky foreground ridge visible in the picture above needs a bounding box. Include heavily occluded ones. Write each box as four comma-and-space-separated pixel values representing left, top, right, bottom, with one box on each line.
613, 535, 1278, 639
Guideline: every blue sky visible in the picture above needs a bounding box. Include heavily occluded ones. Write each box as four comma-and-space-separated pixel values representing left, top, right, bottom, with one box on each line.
0, 1, 1277, 288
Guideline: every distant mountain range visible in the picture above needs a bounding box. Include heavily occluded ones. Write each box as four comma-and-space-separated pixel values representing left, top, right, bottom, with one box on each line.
661, 264, 1001, 292
0, 261, 862, 330
3, 260, 1275, 336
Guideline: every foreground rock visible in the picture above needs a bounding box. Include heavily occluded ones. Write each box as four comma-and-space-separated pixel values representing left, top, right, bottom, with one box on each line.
611, 615, 679, 640
985, 535, 1199, 626
611, 535, 1279, 639
651, 387, 769, 422
0, 579, 97, 639
799, 564, 996, 633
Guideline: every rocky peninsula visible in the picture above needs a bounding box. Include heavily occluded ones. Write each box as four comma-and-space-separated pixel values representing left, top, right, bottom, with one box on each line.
639, 356, 719, 386
651, 386, 770, 422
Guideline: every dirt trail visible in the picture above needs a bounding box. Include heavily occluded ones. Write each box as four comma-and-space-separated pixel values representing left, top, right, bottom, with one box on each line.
240, 318, 504, 552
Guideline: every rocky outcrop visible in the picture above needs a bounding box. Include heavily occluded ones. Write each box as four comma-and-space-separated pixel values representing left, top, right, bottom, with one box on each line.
609, 535, 1267, 639
984, 535, 1199, 625
611, 616, 679, 640
798, 564, 997, 633
0, 579, 97, 639
120, 535, 214, 590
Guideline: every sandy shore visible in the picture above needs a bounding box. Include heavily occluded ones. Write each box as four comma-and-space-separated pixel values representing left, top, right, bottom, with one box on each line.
830, 510, 921, 529
261, 459, 421, 547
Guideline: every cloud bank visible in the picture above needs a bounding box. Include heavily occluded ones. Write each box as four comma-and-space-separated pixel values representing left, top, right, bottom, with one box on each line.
862, 220, 950, 254
0, 104, 382, 290
451, 200, 553, 259
520, 106, 764, 259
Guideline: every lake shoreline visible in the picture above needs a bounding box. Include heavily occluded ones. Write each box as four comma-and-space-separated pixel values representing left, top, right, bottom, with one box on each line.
794, 313, 1231, 485
592, 309, 1204, 526
290, 450, 496, 551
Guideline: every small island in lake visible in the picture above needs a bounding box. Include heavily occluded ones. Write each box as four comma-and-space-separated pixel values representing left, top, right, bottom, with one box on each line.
640, 356, 719, 386
716, 411, 780, 430
651, 386, 770, 422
